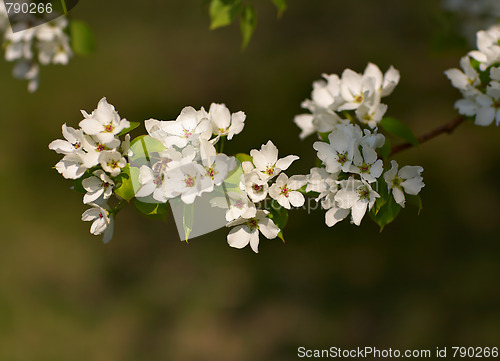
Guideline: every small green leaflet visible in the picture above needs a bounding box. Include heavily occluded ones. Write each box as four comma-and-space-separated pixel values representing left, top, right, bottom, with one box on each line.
69, 20, 95, 56
114, 165, 139, 202
271, 0, 287, 17
129, 135, 166, 163
240, 4, 257, 50
209, 0, 242, 30
381, 117, 419, 146
235, 153, 252, 164
406, 194, 423, 215
183, 203, 195, 242
369, 196, 401, 232
118, 122, 140, 137
133, 199, 168, 221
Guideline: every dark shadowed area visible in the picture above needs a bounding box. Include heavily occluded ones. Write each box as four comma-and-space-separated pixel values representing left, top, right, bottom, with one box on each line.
1, 1, 499, 360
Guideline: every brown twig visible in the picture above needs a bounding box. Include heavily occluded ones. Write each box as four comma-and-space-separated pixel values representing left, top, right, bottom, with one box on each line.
390, 116, 465, 156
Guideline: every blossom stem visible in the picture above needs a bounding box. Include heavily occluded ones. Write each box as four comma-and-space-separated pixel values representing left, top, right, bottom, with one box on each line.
390, 116, 465, 156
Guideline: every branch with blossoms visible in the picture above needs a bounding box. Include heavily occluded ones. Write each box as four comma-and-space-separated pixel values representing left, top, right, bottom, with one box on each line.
0, 1, 94, 92
48, 22, 500, 253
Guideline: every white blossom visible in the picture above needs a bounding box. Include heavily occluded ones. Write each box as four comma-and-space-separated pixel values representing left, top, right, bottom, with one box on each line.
79, 98, 130, 145
48, 124, 86, 155
269, 173, 307, 209
241, 171, 269, 203
55, 152, 87, 179
82, 170, 114, 204
226, 210, 280, 253
210, 191, 257, 222
384, 160, 424, 207
99, 150, 127, 177
145, 106, 211, 148
313, 123, 362, 173
334, 177, 380, 226
250, 140, 299, 180
208, 103, 246, 139
349, 145, 384, 183
81, 203, 114, 243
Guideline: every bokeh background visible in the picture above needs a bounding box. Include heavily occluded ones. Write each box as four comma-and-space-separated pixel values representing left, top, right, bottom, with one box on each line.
1, 0, 500, 360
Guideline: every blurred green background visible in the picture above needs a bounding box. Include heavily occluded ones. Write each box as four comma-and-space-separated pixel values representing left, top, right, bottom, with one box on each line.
1, 1, 500, 360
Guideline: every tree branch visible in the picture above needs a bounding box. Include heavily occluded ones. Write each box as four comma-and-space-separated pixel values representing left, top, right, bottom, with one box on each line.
390, 116, 465, 156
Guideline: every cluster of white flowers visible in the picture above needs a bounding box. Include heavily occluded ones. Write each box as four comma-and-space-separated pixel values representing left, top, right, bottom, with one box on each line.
294, 63, 400, 139
139, 104, 241, 205
218, 140, 304, 253
0, 2, 72, 92
293, 63, 425, 229
50, 68, 425, 252
445, 25, 500, 126
442, 0, 500, 45
49, 98, 132, 242
308, 124, 424, 227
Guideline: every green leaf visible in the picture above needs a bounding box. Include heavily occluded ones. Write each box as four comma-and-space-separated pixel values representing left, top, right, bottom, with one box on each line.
69, 20, 96, 56
235, 153, 252, 164
318, 132, 331, 142
380, 117, 419, 146
378, 137, 391, 159
240, 4, 257, 50
372, 178, 389, 214
183, 203, 195, 242
133, 199, 168, 221
118, 122, 140, 137
129, 135, 166, 163
406, 194, 423, 215
209, 0, 242, 30
370, 196, 401, 231
267, 200, 288, 242
114, 165, 139, 202
223, 159, 244, 187
271, 0, 287, 18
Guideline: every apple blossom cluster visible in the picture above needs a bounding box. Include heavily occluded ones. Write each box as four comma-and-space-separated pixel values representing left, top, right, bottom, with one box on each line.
0, 2, 72, 92
50, 68, 426, 253
49, 98, 132, 243
294, 63, 400, 139
445, 25, 500, 126
295, 63, 424, 229
218, 140, 305, 252
307, 124, 424, 227
49, 98, 298, 253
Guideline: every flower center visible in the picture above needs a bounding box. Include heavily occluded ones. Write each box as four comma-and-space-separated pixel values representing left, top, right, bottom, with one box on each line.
252, 184, 263, 192
218, 127, 229, 135
355, 94, 364, 103
248, 219, 259, 230
98, 212, 104, 219
206, 167, 217, 179
358, 187, 370, 200
337, 152, 348, 165
74, 142, 81, 149
235, 200, 244, 209
359, 162, 370, 173
108, 160, 119, 169
184, 176, 195, 188
392, 176, 402, 188
280, 185, 290, 197
104, 124, 114, 133
183, 129, 193, 138
265, 166, 275, 176
96, 143, 106, 152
